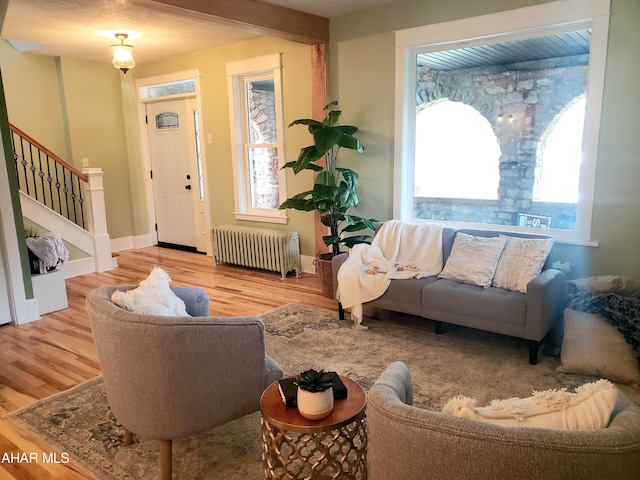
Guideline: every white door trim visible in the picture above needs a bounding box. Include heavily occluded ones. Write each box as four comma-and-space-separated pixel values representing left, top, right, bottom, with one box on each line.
136, 70, 212, 255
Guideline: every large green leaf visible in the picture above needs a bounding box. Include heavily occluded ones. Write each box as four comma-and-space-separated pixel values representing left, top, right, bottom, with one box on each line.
337, 134, 364, 152
292, 146, 324, 173
323, 100, 339, 112
319, 215, 333, 227
314, 170, 338, 187
343, 235, 373, 248
279, 197, 314, 211
322, 234, 340, 247
324, 109, 342, 127
342, 215, 377, 231
313, 127, 343, 155
337, 168, 358, 188
311, 183, 339, 202
287, 190, 313, 199
288, 118, 323, 128
336, 125, 358, 135
336, 184, 359, 208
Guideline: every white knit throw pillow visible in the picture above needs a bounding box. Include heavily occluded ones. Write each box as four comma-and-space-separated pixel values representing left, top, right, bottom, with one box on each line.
111, 267, 190, 317
438, 233, 507, 288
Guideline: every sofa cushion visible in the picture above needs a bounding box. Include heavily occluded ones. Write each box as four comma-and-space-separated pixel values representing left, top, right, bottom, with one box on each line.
379, 276, 439, 307
493, 235, 553, 293
557, 309, 640, 388
422, 279, 526, 326
438, 233, 507, 288
442, 378, 617, 430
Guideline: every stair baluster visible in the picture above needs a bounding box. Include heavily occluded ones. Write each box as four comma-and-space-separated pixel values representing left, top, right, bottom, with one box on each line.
9, 123, 87, 229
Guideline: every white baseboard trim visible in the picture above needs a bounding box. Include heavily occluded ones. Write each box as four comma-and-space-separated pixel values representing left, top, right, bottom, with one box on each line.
59, 257, 96, 278
20, 298, 41, 324
111, 234, 154, 252
108, 238, 316, 274
301, 255, 316, 275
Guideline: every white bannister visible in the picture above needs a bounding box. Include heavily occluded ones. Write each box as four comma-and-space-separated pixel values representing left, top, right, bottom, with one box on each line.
82, 168, 113, 272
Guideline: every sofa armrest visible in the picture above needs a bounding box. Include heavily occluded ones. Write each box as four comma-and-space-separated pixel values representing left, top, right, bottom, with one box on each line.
525, 269, 567, 340
332, 252, 349, 300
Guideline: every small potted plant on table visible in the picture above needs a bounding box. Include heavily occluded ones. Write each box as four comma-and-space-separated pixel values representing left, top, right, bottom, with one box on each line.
295, 369, 334, 420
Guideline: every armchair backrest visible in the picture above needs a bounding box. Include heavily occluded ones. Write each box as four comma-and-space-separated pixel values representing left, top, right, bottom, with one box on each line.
87, 285, 272, 440
368, 362, 640, 480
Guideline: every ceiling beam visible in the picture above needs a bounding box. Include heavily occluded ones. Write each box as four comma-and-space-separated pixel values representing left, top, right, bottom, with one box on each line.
144, 0, 329, 45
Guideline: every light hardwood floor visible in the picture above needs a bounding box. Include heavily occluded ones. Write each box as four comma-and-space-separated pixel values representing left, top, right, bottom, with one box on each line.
0, 246, 337, 479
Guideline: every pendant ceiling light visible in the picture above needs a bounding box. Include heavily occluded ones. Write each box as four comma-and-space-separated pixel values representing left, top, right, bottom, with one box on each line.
111, 33, 135, 74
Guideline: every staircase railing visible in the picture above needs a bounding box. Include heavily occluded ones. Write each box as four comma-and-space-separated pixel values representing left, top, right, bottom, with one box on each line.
9, 123, 87, 229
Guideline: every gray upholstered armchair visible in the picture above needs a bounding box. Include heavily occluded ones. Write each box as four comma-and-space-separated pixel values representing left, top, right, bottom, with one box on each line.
368, 362, 640, 480
86, 285, 283, 480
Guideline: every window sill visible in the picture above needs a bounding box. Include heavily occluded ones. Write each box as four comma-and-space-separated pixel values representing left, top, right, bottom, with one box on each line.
411, 218, 599, 247
234, 211, 288, 225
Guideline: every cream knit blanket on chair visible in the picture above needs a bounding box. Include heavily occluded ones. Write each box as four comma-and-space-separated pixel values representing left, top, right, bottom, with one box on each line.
337, 220, 443, 329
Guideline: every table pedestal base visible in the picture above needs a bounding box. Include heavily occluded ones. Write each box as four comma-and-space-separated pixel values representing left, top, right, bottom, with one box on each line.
261, 413, 367, 479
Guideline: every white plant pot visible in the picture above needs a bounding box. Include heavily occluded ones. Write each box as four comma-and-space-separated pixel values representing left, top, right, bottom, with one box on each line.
297, 387, 334, 420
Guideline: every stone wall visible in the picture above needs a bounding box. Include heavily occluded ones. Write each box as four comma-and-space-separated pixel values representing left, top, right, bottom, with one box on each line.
414, 55, 587, 230
248, 82, 279, 209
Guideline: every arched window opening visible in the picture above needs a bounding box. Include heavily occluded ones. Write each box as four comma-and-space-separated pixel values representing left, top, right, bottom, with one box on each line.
534, 95, 586, 204
414, 99, 501, 200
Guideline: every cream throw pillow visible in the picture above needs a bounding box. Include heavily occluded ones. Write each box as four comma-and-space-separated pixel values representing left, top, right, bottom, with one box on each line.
438, 233, 507, 288
557, 309, 640, 389
442, 378, 617, 430
492, 235, 553, 293
111, 267, 190, 317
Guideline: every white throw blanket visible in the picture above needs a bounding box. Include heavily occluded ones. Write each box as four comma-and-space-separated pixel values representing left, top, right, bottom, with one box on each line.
337, 220, 444, 328
26, 233, 69, 274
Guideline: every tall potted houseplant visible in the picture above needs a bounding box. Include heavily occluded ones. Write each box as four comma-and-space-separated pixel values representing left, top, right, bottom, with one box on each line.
280, 101, 376, 297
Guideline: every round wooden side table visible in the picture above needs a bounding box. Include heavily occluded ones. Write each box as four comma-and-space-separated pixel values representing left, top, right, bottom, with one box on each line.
260, 375, 367, 479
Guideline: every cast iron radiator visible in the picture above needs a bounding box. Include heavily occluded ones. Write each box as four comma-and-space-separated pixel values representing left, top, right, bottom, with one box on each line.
211, 225, 301, 279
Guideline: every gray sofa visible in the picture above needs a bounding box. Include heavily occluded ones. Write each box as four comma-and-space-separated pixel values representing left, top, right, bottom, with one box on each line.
333, 225, 567, 364
368, 362, 640, 480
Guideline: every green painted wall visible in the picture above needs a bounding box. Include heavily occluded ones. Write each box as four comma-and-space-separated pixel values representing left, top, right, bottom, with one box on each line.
1, 0, 638, 277
56, 57, 135, 240
133, 36, 318, 256
0, 44, 138, 240
329, 0, 640, 278
0, 41, 68, 159
0, 66, 32, 298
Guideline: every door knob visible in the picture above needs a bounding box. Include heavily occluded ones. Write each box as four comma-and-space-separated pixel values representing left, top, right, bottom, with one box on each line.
185, 185, 192, 190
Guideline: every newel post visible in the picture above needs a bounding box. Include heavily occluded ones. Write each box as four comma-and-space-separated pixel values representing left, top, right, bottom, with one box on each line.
82, 168, 113, 272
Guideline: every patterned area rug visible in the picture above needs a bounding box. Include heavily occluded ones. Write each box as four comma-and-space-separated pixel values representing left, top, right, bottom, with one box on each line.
8, 304, 638, 479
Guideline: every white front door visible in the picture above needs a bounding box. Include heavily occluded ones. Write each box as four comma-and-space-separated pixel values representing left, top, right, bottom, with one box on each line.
146, 99, 198, 249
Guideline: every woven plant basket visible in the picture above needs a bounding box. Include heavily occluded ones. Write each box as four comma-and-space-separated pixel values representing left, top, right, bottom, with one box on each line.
314, 253, 334, 298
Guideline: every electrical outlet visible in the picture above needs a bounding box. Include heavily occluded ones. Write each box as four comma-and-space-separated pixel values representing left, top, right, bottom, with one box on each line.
207, 134, 213, 144
82, 157, 89, 167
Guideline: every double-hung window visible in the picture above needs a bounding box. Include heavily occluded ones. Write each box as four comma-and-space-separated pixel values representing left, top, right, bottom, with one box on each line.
227, 54, 287, 223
